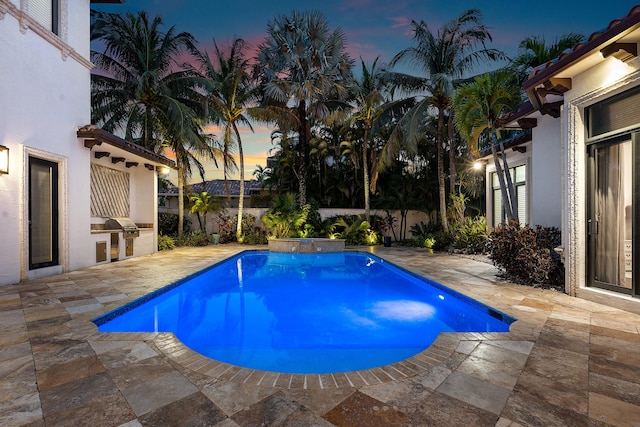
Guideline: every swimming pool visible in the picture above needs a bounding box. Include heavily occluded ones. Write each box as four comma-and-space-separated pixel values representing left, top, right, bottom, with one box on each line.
93, 251, 515, 374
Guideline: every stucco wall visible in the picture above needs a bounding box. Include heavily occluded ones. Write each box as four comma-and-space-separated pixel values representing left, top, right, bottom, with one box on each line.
530, 114, 562, 229
0, 0, 96, 285
562, 55, 640, 301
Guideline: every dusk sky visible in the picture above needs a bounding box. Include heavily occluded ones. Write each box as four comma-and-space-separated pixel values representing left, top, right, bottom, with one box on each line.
91, 1, 637, 183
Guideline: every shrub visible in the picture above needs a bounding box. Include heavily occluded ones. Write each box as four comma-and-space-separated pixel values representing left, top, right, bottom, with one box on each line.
487, 223, 564, 290
450, 216, 488, 253
175, 230, 210, 247
261, 193, 310, 239
157, 234, 175, 251
332, 215, 371, 246
158, 212, 191, 236
215, 212, 236, 243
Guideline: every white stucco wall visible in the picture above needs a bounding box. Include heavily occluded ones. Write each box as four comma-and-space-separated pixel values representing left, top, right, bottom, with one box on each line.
561, 55, 640, 306
0, 0, 93, 285
530, 115, 562, 229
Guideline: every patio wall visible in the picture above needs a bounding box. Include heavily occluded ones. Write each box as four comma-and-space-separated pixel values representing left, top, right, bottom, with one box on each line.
166, 208, 432, 240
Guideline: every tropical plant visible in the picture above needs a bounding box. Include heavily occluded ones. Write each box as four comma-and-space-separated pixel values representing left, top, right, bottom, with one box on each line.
453, 71, 522, 222
261, 193, 310, 239
348, 57, 413, 222
333, 215, 371, 246
175, 230, 210, 247
157, 234, 176, 251
488, 223, 564, 289
509, 33, 584, 86
188, 191, 221, 233
253, 10, 353, 206
385, 9, 504, 233
90, 11, 218, 237
190, 37, 257, 241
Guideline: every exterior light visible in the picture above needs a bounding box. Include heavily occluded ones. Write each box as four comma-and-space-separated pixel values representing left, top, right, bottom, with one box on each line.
473, 161, 483, 171
601, 42, 638, 62
156, 165, 171, 175
0, 145, 9, 174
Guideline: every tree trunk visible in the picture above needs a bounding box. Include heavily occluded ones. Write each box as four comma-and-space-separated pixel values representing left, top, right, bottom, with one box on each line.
177, 165, 185, 238
363, 123, 371, 223
489, 129, 514, 222
448, 111, 457, 194
437, 108, 449, 232
298, 101, 308, 206
235, 125, 245, 241
495, 129, 519, 223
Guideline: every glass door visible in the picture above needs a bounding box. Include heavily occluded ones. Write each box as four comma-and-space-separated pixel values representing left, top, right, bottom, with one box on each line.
29, 157, 59, 269
588, 135, 635, 294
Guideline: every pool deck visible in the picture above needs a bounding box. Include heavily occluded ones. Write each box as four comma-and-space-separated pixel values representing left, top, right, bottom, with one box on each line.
2, 245, 640, 426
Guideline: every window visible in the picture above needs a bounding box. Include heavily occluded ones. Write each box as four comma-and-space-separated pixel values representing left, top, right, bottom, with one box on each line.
28, 0, 59, 35
491, 164, 527, 228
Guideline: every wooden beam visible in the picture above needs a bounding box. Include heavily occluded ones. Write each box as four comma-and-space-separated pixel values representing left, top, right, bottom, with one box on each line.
517, 118, 537, 129
144, 163, 155, 171
543, 77, 571, 93
125, 162, 139, 168
94, 151, 110, 159
540, 100, 563, 118
111, 157, 125, 164
83, 139, 101, 149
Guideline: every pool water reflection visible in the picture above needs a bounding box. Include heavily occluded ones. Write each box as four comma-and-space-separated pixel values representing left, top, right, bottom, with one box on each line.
94, 251, 515, 374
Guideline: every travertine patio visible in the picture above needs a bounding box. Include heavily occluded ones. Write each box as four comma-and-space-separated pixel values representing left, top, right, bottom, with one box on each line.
2, 245, 640, 426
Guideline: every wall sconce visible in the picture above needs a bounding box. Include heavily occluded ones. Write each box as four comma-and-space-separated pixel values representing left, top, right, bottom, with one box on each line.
601, 42, 638, 62
0, 145, 9, 174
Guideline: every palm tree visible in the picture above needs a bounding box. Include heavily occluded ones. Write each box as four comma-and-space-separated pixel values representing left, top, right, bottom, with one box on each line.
191, 38, 257, 241
510, 33, 584, 84
189, 191, 221, 233
386, 9, 504, 232
452, 71, 521, 222
253, 10, 353, 206
91, 11, 217, 237
349, 57, 413, 222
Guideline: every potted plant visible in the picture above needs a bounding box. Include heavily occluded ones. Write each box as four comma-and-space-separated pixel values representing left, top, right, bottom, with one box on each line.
378, 213, 397, 247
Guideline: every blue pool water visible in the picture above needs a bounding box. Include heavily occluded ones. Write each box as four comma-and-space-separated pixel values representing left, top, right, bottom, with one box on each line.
94, 251, 515, 374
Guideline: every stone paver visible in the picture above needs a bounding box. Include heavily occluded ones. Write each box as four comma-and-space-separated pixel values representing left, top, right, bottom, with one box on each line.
1, 244, 640, 426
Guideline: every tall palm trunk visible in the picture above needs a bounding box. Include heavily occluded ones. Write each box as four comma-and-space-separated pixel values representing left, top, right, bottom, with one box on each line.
177, 165, 186, 238
448, 112, 457, 194
495, 129, 519, 222
488, 128, 514, 222
298, 100, 308, 206
234, 125, 245, 241
437, 108, 449, 232
363, 123, 371, 223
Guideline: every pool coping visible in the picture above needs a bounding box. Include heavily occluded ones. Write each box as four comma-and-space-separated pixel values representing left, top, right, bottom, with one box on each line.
87, 329, 516, 389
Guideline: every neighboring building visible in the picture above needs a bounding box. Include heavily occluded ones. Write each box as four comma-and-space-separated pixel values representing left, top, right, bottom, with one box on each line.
484, 5, 640, 312
0, 0, 175, 286
158, 179, 269, 234
159, 179, 268, 211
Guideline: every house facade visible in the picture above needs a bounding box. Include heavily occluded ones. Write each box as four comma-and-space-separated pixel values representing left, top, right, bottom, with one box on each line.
0, 0, 174, 286
487, 5, 640, 313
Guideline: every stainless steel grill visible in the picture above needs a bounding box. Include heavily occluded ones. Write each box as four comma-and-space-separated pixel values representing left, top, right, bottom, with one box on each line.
105, 217, 140, 238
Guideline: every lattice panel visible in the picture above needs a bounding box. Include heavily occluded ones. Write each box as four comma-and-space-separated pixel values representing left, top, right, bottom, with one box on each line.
90, 164, 130, 217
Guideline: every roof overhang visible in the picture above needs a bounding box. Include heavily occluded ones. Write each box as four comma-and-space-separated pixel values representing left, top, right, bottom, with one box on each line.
77, 125, 176, 170
523, 5, 640, 111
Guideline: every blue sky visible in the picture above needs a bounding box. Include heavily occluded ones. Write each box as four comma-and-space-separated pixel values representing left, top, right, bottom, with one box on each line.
91, 0, 637, 182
